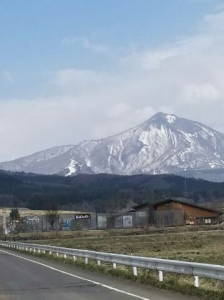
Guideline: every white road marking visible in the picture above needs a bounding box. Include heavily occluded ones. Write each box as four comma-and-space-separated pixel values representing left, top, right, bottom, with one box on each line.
0, 249, 151, 300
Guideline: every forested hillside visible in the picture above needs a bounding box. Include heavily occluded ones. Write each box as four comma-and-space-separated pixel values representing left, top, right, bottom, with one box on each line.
0, 171, 224, 212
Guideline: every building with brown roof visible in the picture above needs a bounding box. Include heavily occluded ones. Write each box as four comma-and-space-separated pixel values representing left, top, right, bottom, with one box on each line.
132, 198, 223, 227
154, 198, 222, 226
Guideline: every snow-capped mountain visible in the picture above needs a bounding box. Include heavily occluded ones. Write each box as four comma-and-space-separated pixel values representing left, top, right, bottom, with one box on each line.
1, 112, 224, 176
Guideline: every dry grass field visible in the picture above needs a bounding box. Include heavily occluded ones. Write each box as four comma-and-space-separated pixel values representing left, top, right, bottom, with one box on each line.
32, 230, 224, 265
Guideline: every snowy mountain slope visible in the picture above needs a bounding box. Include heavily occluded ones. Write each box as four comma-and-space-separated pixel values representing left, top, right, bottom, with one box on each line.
1, 112, 224, 176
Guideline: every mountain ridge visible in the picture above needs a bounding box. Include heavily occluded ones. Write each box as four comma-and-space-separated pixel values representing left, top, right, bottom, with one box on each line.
1, 112, 224, 177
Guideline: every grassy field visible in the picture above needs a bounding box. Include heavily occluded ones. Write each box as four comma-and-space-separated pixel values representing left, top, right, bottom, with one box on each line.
30, 230, 224, 265
23, 230, 224, 299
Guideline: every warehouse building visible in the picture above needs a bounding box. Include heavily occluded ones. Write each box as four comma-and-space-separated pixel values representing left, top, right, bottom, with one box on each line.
132, 198, 223, 227
154, 198, 222, 226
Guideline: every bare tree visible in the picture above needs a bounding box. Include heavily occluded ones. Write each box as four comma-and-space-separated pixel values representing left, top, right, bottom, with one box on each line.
45, 203, 60, 230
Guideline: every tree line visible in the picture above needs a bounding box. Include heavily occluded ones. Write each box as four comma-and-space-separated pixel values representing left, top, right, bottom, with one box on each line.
1, 171, 224, 212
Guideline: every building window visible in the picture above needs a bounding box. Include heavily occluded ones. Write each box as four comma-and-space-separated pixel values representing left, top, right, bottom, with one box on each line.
166, 203, 172, 210
205, 218, 211, 224
197, 218, 202, 225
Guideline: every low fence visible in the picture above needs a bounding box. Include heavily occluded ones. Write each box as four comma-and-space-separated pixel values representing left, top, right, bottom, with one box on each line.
1, 241, 224, 288
6, 210, 187, 234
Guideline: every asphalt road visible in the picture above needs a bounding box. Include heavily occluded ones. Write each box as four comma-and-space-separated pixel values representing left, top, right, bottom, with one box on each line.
0, 248, 198, 300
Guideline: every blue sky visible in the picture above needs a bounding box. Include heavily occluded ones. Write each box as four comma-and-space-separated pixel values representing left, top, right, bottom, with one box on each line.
0, 0, 224, 160
0, 0, 222, 98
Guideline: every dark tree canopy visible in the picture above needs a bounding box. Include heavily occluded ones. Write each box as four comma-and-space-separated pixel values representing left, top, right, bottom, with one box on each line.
1, 172, 224, 212
10, 208, 20, 221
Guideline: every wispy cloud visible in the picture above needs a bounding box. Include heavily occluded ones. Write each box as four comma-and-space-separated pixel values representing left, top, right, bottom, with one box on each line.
53, 9, 224, 135
62, 36, 109, 54
2, 8, 224, 160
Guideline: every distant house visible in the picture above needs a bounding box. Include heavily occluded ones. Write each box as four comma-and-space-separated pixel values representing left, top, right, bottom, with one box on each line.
154, 198, 222, 226
23, 215, 40, 231
131, 198, 223, 227
24, 215, 40, 225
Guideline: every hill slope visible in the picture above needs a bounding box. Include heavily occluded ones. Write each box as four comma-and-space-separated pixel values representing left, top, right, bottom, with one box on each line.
1, 112, 224, 176
1, 171, 224, 211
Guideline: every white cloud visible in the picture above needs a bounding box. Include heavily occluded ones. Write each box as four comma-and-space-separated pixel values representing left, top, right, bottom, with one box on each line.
62, 37, 109, 54
51, 69, 110, 93
1, 9, 224, 160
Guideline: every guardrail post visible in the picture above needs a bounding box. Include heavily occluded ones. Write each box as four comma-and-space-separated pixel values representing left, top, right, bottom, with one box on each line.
49, 251, 52, 255
43, 250, 46, 254
34, 249, 36, 253
113, 263, 117, 269
38, 249, 41, 253
73, 256, 76, 261
194, 276, 199, 287
56, 253, 59, 257
64, 254, 67, 259
85, 257, 88, 265
159, 271, 163, 282
97, 260, 101, 266
133, 266, 138, 276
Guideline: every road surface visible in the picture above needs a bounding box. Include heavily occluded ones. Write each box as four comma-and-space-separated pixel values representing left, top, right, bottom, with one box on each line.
0, 248, 198, 300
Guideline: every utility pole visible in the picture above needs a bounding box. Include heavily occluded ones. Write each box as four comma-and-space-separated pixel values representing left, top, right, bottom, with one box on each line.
2, 209, 7, 236
184, 177, 187, 198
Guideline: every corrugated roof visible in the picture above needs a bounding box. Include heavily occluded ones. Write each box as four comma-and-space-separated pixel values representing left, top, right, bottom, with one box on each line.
131, 203, 154, 210
131, 198, 223, 214
154, 198, 223, 214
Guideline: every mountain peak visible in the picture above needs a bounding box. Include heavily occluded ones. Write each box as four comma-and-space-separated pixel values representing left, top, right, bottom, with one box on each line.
1, 113, 224, 177
147, 112, 177, 124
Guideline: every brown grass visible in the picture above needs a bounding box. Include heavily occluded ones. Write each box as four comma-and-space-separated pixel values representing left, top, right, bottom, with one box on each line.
30, 230, 224, 265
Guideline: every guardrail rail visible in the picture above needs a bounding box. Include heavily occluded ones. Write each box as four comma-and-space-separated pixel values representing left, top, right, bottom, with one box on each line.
1, 241, 224, 288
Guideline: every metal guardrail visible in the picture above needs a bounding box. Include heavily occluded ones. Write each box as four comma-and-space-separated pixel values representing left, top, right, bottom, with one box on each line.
1, 241, 224, 288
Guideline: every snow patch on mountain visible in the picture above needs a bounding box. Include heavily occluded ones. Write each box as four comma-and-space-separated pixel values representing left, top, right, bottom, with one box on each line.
65, 159, 80, 176
166, 114, 176, 124
1, 112, 224, 177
